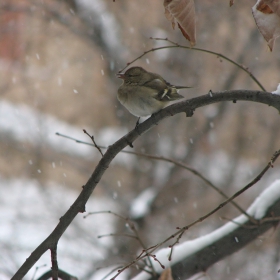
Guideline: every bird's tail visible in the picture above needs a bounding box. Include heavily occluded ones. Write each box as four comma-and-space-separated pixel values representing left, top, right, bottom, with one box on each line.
175, 86, 192, 89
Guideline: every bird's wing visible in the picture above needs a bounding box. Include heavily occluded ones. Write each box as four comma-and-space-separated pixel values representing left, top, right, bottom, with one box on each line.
143, 78, 167, 90
142, 78, 171, 101
143, 77, 185, 101
154, 87, 184, 101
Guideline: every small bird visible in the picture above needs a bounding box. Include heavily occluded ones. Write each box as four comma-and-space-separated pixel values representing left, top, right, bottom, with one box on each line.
117, 66, 191, 126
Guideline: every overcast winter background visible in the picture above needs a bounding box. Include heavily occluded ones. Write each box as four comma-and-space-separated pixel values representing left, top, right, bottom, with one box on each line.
1, 0, 280, 279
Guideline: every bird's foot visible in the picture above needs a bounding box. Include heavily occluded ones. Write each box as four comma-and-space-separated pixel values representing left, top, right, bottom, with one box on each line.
135, 117, 140, 128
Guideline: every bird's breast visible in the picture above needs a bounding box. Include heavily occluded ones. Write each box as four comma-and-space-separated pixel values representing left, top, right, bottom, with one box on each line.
117, 85, 167, 117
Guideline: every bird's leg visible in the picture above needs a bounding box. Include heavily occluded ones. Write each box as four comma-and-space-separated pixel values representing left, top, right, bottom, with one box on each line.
135, 117, 140, 128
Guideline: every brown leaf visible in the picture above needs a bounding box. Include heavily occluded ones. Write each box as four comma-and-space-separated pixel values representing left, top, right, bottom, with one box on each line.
164, 2, 176, 29
256, 0, 273, 13
178, 23, 191, 41
164, 0, 196, 46
265, 0, 280, 17
252, 0, 280, 51
158, 268, 174, 280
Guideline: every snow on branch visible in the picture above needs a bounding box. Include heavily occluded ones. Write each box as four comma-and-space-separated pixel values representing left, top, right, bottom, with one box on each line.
133, 180, 280, 280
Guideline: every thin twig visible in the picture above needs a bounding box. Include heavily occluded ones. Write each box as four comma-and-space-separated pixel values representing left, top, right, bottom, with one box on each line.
84, 210, 125, 220
83, 129, 104, 157
50, 245, 58, 280
85, 210, 157, 276
99, 266, 123, 280
158, 150, 280, 257
56, 132, 94, 147
162, 37, 266, 91
109, 247, 163, 280
109, 149, 280, 278
118, 37, 266, 92
98, 233, 138, 239
31, 265, 47, 280
36, 269, 78, 280
57, 132, 252, 220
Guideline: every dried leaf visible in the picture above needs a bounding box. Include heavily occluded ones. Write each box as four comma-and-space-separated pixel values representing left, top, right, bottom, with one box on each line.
159, 268, 174, 280
265, 0, 280, 17
164, 0, 196, 46
256, 0, 273, 13
164, 6, 176, 29
178, 23, 191, 41
252, 0, 280, 51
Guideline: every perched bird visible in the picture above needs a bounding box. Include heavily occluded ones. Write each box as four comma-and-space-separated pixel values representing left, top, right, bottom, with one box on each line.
117, 66, 191, 125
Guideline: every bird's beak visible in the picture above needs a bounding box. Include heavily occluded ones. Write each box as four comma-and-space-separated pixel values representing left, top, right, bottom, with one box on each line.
117, 72, 125, 79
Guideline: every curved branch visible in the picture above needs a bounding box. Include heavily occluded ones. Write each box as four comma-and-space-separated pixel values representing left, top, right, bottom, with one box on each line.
172, 199, 280, 279
121, 38, 266, 92
143, 197, 280, 280
11, 90, 280, 280
37, 269, 78, 280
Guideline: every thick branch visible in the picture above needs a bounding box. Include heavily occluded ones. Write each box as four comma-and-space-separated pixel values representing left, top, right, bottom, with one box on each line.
11, 90, 280, 279
170, 198, 280, 279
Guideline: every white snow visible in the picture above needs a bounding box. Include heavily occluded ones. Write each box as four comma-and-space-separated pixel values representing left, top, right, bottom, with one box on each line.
248, 179, 280, 219
272, 83, 280, 95
91, 266, 128, 280
129, 187, 158, 219
151, 29, 170, 61
0, 176, 117, 279
0, 99, 137, 279
132, 179, 280, 279
0, 100, 132, 165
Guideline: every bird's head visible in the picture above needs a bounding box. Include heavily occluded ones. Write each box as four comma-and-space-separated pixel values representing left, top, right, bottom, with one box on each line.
117, 67, 149, 85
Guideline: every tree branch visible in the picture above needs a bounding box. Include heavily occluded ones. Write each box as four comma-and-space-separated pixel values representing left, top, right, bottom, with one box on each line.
37, 269, 78, 280
169, 197, 280, 280
11, 90, 280, 280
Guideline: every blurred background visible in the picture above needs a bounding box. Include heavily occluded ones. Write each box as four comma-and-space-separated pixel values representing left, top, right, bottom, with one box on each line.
1, 0, 280, 279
